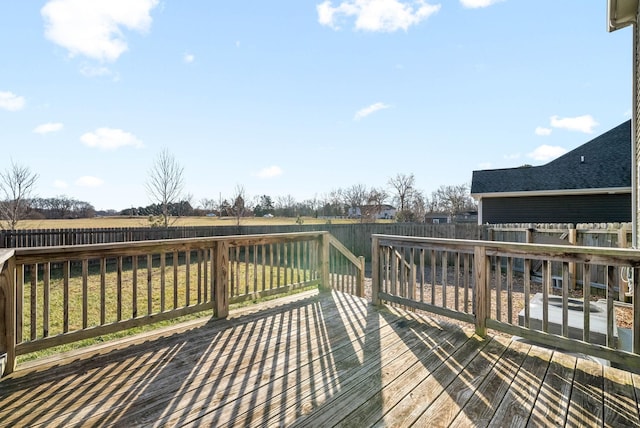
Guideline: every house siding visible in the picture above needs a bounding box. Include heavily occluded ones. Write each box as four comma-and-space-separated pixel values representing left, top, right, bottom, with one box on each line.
481, 194, 631, 224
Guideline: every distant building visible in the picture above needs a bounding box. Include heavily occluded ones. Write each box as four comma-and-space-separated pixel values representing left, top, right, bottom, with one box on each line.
454, 210, 478, 224
424, 212, 450, 224
424, 211, 478, 224
348, 204, 396, 219
471, 121, 631, 224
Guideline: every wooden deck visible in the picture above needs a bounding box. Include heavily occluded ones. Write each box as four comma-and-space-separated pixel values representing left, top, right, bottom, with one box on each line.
1, 290, 639, 427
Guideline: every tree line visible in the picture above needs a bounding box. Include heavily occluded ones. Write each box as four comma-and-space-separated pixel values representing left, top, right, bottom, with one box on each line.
0, 152, 477, 230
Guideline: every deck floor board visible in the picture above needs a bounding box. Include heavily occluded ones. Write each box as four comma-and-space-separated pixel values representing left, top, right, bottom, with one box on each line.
1, 289, 639, 427
409, 336, 509, 427
527, 350, 576, 427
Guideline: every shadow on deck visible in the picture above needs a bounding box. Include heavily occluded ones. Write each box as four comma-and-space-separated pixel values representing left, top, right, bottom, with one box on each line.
1, 290, 639, 427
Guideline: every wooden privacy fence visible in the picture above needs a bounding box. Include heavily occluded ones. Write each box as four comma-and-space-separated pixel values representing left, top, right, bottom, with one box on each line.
0, 232, 364, 375
3, 222, 635, 262
0, 223, 486, 259
489, 223, 632, 248
371, 234, 640, 371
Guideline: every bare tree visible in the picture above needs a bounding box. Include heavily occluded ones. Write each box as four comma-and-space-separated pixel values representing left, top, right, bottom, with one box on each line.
343, 184, 368, 218
366, 187, 389, 220
275, 194, 297, 217
318, 192, 332, 217
388, 173, 415, 221
329, 188, 345, 217
230, 184, 247, 226
146, 148, 185, 227
47, 195, 76, 219
0, 161, 38, 230
200, 198, 217, 213
306, 194, 321, 217
410, 190, 428, 222
431, 184, 476, 217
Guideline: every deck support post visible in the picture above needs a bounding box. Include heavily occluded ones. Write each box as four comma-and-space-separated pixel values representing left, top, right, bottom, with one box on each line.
214, 241, 229, 319
474, 246, 488, 337
356, 256, 365, 298
569, 227, 577, 291
618, 227, 630, 300
0, 252, 16, 376
634, 267, 640, 354
371, 235, 380, 306
319, 233, 330, 292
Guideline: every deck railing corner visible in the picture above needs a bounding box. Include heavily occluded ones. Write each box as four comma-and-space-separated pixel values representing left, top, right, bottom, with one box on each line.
0, 249, 16, 376
371, 233, 640, 371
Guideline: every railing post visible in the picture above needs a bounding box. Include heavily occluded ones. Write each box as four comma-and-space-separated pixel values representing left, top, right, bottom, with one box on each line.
633, 267, 640, 355
371, 235, 380, 306
618, 227, 629, 300
356, 256, 365, 298
0, 251, 16, 376
569, 227, 577, 291
474, 245, 488, 337
320, 233, 330, 292
214, 241, 229, 319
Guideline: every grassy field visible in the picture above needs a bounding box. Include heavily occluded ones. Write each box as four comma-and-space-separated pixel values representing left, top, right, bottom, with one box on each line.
16, 216, 365, 229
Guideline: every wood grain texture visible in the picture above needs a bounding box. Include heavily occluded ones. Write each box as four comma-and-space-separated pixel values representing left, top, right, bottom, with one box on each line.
566, 357, 604, 427
1, 291, 639, 427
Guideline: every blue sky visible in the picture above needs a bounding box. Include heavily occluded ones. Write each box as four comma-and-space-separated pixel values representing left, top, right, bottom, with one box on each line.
0, 0, 633, 211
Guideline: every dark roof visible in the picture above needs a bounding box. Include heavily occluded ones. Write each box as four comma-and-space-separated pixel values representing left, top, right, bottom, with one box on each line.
471, 120, 631, 194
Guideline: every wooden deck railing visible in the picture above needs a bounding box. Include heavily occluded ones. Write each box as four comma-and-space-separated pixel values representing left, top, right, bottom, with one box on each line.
326, 235, 365, 297
371, 234, 640, 370
0, 232, 364, 375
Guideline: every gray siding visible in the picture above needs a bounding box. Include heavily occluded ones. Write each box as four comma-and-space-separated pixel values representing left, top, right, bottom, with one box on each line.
482, 194, 631, 224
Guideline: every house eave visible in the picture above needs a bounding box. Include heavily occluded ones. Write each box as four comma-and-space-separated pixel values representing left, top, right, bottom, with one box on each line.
608, 0, 638, 32
472, 187, 632, 200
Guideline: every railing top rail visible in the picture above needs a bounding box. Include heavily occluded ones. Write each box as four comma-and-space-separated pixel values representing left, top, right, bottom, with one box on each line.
328, 235, 361, 266
373, 233, 640, 265
13, 231, 328, 264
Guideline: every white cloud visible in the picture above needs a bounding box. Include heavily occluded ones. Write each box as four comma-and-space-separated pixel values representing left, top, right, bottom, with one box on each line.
460, 0, 504, 8
80, 127, 144, 150
535, 126, 552, 136
76, 176, 104, 187
256, 166, 284, 179
34, 122, 64, 134
183, 53, 195, 63
550, 114, 598, 134
478, 162, 492, 169
354, 102, 390, 120
503, 153, 520, 160
41, 0, 159, 62
317, 0, 441, 32
0, 91, 26, 111
528, 145, 567, 162
53, 179, 68, 189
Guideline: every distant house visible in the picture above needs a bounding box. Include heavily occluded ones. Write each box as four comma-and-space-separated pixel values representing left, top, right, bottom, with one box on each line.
471, 120, 631, 225
424, 212, 451, 224
348, 204, 396, 219
424, 211, 478, 224
453, 210, 478, 224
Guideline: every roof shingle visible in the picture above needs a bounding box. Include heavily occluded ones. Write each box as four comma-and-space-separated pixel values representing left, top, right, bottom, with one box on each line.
471, 120, 631, 194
